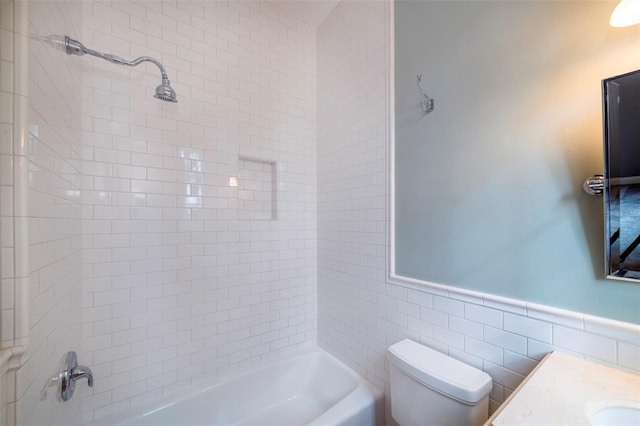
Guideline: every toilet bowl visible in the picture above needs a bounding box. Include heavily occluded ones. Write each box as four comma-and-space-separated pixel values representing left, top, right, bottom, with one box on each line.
388, 339, 492, 426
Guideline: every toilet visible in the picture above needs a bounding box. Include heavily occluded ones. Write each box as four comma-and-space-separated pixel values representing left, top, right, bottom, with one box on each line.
388, 339, 493, 426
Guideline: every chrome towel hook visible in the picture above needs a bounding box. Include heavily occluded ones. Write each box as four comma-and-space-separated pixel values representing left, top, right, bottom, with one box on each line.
417, 73, 435, 114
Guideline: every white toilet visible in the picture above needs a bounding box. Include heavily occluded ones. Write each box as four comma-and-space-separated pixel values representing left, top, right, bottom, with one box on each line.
388, 339, 493, 426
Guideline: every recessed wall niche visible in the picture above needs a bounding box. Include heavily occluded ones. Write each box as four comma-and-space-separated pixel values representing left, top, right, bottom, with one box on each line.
237, 158, 277, 221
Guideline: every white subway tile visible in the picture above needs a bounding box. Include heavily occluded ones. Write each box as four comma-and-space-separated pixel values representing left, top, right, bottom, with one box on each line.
527, 339, 555, 361
504, 313, 552, 343
93, 2, 130, 27
489, 382, 505, 404
93, 316, 131, 335
618, 341, 640, 371
465, 337, 503, 365
448, 347, 484, 370
434, 295, 465, 317
93, 344, 131, 365
420, 307, 448, 328
484, 326, 527, 356
503, 351, 538, 376
465, 303, 503, 328
434, 326, 464, 350
483, 361, 526, 390
449, 316, 483, 339
553, 325, 617, 364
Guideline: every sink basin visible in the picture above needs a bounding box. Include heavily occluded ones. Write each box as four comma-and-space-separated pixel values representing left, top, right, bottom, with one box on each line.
590, 405, 640, 426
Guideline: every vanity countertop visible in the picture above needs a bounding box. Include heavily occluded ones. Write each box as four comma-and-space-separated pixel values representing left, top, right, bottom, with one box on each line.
487, 351, 640, 425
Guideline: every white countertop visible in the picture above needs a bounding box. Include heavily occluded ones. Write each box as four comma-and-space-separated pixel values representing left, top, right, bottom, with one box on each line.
488, 351, 640, 425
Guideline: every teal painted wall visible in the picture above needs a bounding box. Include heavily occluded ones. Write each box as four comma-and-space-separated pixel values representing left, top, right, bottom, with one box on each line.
395, 1, 640, 324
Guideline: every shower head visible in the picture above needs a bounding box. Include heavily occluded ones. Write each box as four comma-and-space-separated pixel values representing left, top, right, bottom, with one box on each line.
62, 36, 178, 103
155, 79, 178, 103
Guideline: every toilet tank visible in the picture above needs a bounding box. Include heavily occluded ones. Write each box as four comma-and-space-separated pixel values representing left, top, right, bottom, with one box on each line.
388, 339, 492, 426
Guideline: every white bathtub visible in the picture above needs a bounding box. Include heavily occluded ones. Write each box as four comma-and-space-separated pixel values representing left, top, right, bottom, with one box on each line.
90, 347, 384, 426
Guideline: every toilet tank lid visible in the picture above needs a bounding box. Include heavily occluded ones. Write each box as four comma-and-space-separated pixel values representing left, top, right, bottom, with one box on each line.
388, 339, 492, 405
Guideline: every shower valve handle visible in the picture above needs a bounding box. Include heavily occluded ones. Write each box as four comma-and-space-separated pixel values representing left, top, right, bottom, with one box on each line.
59, 351, 93, 401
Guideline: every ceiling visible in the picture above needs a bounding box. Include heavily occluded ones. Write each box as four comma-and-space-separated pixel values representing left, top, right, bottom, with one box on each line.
271, 0, 340, 28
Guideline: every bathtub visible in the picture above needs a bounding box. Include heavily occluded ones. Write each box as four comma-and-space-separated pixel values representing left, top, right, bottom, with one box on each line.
90, 347, 384, 426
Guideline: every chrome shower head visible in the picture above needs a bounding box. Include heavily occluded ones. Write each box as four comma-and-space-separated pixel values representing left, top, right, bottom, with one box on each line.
155, 79, 178, 103
61, 36, 178, 103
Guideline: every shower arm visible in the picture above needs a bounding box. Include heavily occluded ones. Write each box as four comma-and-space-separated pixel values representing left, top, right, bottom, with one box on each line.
63, 36, 170, 82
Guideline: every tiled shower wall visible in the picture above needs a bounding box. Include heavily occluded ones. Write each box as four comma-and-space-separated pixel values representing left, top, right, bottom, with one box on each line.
0, 0, 84, 425
317, 0, 389, 393
23, 2, 85, 423
80, 1, 317, 422
317, 0, 640, 423
0, 0, 19, 422
1, 0, 18, 352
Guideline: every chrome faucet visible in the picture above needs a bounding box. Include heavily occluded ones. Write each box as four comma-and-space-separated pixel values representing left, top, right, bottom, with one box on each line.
59, 351, 93, 401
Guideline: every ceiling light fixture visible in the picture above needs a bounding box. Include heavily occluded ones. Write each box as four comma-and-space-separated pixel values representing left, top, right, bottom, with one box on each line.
610, 0, 640, 27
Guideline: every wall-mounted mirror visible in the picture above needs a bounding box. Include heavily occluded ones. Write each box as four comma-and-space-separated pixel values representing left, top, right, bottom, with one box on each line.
604, 69, 640, 281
